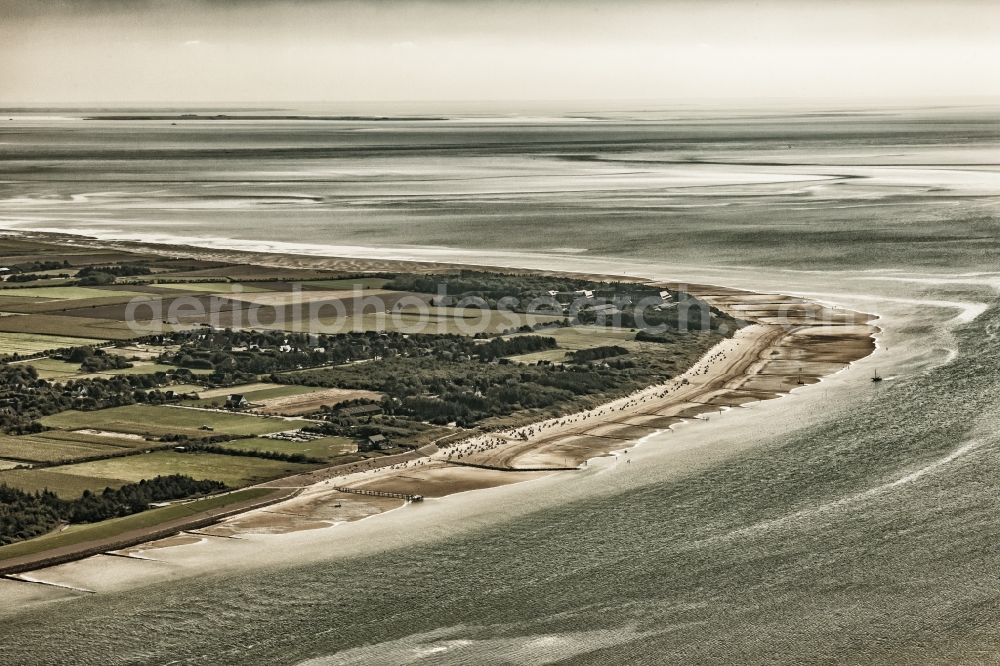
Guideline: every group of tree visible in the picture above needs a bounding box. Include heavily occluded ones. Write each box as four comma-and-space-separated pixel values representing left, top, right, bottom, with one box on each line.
76, 264, 152, 285
59, 346, 133, 372
180, 441, 323, 465
384, 270, 743, 334
158, 329, 556, 386
5, 272, 72, 283
9, 259, 70, 273
568, 345, 629, 362
0, 365, 176, 433
281, 354, 647, 427
384, 270, 602, 309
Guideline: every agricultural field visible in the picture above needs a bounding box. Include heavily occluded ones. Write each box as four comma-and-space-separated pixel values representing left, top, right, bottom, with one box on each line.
188, 384, 379, 414
76, 362, 210, 380
39, 405, 309, 439
222, 288, 402, 308
0, 314, 140, 340
153, 282, 274, 293
15, 357, 82, 379
59, 450, 316, 487
0, 286, 149, 301
160, 264, 338, 281
0, 434, 129, 464
193, 382, 292, 401
19, 356, 211, 381
506, 325, 659, 363
0, 467, 130, 499
0, 331, 106, 355
259, 308, 563, 336
190, 383, 314, 407
301, 277, 391, 290
255, 387, 383, 415
36, 429, 152, 448
220, 436, 357, 461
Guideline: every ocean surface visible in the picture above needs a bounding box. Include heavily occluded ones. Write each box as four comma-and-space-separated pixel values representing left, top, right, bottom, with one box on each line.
1, 105, 999, 665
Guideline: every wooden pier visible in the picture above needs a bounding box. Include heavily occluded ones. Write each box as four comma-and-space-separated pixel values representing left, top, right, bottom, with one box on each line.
331, 486, 423, 502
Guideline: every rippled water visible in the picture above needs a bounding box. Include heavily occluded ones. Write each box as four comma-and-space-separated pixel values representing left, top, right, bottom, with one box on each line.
0, 106, 999, 664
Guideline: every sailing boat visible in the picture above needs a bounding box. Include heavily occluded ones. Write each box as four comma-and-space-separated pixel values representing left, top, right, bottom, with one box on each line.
871, 369, 883, 382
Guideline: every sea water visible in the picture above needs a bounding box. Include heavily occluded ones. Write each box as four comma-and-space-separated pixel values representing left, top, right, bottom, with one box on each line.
0, 105, 999, 664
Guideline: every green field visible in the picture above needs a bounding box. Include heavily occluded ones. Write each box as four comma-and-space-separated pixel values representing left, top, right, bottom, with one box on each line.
0, 286, 148, 300
16, 357, 82, 378
0, 468, 129, 498
302, 277, 390, 290
0, 435, 126, 463
61, 450, 315, 487
36, 429, 152, 448
24, 357, 211, 380
507, 348, 573, 363
0, 488, 274, 561
39, 405, 309, 438
506, 326, 666, 363
153, 282, 273, 293
0, 314, 139, 340
0, 331, 107, 356
260, 309, 563, 336
191, 383, 316, 407
78, 362, 214, 380
220, 436, 356, 461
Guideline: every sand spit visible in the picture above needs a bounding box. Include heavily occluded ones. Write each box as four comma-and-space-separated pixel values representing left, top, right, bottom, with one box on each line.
207, 281, 876, 539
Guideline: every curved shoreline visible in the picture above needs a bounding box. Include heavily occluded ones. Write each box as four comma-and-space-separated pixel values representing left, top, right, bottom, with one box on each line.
0, 233, 878, 575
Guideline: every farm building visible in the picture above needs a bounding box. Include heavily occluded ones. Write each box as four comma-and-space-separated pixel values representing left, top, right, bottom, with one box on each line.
225, 394, 251, 410
361, 434, 391, 452
338, 404, 383, 419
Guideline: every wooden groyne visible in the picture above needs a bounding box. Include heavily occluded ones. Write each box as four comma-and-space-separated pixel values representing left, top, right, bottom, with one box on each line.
331, 486, 423, 502
443, 459, 580, 472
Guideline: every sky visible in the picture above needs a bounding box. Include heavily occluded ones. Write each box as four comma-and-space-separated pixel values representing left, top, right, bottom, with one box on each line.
1, 0, 998, 105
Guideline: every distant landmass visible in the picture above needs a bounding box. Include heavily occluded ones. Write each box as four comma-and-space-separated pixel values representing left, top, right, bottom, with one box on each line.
87, 114, 448, 121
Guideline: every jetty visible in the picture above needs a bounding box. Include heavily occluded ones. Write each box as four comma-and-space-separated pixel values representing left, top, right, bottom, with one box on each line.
331, 486, 423, 502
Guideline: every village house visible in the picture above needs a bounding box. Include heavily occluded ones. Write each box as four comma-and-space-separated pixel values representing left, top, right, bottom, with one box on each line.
587, 302, 621, 316
360, 433, 392, 452
225, 394, 251, 410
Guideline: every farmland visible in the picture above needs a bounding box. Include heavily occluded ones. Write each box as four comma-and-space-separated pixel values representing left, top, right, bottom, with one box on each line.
62, 451, 315, 487
39, 405, 308, 439
255, 387, 384, 416
0, 467, 130, 499
220, 436, 357, 462
153, 282, 272, 293
0, 434, 129, 463
0, 331, 103, 355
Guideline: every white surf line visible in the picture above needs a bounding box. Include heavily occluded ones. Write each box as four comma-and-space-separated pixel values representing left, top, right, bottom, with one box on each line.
786, 289, 989, 324
852, 274, 1000, 290
2, 573, 96, 594
705, 439, 983, 546
99, 551, 163, 562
